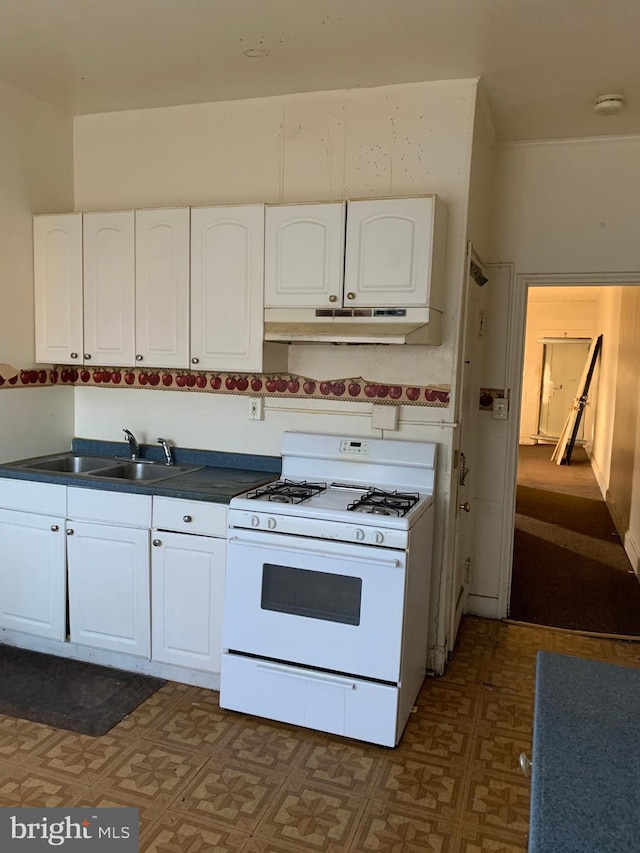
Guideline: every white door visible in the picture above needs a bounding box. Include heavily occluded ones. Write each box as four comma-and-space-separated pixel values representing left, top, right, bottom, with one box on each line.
224, 531, 406, 682
135, 208, 190, 369
538, 341, 591, 438
190, 204, 265, 371
67, 520, 150, 656
83, 211, 135, 366
151, 531, 226, 672
0, 509, 66, 640
264, 202, 345, 307
344, 197, 435, 307
33, 213, 84, 365
450, 259, 486, 641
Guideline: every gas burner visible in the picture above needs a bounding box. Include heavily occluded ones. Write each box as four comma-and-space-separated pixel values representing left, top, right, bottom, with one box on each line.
247, 479, 327, 505
347, 489, 420, 518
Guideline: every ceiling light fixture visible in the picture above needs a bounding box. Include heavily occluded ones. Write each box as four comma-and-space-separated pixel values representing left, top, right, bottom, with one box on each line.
242, 47, 270, 58
594, 93, 625, 116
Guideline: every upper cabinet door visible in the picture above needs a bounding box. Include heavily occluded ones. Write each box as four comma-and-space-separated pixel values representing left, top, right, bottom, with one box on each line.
33, 213, 83, 365
190, 205, 265, 372
135, 208, 190, 369
265, 203, 345, 308
83, 211, 135, 366
344, 197, 438, 308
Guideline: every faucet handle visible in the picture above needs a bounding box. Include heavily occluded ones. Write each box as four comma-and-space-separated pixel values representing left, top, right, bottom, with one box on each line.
157, 437, 174, 465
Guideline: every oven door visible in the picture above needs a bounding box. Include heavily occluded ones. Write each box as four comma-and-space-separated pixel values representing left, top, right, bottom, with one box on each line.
223, 529, 407, 682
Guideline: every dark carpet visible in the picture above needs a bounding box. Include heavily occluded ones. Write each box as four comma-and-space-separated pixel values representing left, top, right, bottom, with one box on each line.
0, 645, 166, 736
509, 445, 640, 635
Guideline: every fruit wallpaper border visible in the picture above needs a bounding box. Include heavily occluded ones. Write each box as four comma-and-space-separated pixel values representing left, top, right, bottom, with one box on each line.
0, 365, 452, 407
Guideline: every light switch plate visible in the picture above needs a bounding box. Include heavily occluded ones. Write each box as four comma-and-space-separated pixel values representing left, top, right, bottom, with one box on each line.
371, 404, 399, 430
493, 398, 508, 420
249, 397, 264, 420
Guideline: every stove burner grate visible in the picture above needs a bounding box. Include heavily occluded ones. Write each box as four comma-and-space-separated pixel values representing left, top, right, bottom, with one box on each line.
347, 488, 420, 517
247, 479, 327, 505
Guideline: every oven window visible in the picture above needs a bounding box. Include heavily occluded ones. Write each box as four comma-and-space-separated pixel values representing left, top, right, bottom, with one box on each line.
261, 563, 362, 626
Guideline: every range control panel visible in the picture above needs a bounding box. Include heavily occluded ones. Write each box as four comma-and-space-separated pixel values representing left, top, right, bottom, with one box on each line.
339, 439, 370, 456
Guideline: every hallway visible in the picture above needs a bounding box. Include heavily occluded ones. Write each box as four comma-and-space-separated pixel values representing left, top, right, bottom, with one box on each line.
508, 445, 640, 635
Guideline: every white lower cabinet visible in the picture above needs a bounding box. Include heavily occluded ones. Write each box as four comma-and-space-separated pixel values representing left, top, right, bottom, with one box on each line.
151, 530, 226, 672
66, 520, 150, 657
0, 508, 66, 641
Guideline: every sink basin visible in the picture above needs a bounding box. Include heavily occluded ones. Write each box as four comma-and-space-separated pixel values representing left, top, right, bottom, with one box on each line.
20, 454, 116, 474
92, 462, 196, 482
13, 452, 202, 484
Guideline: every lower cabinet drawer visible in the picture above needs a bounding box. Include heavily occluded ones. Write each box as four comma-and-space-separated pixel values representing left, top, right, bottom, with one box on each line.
220, 653, 400, 746
152, 496, 227, 537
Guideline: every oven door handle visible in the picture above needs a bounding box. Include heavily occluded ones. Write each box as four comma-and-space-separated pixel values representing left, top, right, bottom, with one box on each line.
228, 535, 401, 569
257, 662, 357, 690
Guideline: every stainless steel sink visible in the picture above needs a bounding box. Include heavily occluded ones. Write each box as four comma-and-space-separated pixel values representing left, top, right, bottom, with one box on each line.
13, 452, 201, 483
93, 462, 195, 482
19, 454, 117, 474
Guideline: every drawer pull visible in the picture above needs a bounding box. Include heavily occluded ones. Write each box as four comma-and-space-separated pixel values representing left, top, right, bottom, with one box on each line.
183, 515, 192, 523
257, 662, 357, 690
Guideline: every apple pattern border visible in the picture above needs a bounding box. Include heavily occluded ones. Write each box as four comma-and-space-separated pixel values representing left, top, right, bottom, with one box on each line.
0, 366, 451, 406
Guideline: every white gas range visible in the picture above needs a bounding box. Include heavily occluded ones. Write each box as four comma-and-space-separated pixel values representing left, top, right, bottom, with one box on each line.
220, 431, 437, 747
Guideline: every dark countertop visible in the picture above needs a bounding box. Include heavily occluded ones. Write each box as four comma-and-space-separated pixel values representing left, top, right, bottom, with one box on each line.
530, 651, 640, 853
0, 439, 281, 504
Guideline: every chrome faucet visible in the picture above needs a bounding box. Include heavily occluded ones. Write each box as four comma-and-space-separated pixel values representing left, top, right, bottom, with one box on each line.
123, 429, 140, 461
157, 437, 174, 465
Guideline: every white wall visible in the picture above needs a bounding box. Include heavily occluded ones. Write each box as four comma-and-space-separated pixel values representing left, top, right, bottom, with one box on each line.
0, 80, 75, 461
491, 136, 640, 273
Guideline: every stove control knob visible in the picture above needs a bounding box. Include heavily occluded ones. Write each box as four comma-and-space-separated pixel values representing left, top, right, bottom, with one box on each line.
354, 528, 365, 541
250, 515, 260, 528
267, 517, 277, 530
374, 531, 385, 544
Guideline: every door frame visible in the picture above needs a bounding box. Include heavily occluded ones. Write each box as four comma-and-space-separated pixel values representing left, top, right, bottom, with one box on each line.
498, 270, 640, 616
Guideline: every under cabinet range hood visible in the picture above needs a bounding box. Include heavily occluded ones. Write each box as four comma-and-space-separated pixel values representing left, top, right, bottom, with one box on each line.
263, 306, 442, 345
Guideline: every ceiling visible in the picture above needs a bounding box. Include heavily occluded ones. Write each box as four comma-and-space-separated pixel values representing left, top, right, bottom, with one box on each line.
1, 0, 639, 142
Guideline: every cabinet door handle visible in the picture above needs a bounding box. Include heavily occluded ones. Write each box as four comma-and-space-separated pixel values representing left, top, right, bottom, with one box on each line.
50, 524, 59, 532
136, 354, 143, 361
66, 528, 74, 536
191, 357, 199, 365
346, 292, 355, 300
183, 515, 192, 523
329, 294, 337, 303
152, 539, 162, 547
70, 352, 78, 359
84, 353, 91, 360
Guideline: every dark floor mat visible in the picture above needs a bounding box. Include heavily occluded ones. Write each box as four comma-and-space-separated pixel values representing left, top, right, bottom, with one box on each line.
0, 645, 166, 736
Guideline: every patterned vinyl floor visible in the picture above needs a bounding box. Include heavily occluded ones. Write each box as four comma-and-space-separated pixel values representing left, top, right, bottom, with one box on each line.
1, 616, 639, 852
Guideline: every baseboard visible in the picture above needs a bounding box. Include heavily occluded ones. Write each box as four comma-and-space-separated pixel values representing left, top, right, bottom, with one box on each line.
589, 452, 609, 502
624, 529, 640, 578
0, 629, 220, 691
466, 595, 504, 619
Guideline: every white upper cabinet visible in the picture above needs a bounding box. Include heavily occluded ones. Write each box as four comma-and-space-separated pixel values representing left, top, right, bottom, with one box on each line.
190, 204, 266, 372
135, 207, 190, 368
265, 203, 346, 308
83, 211, 135, 366
33, 213, 84, 365
344, 196, 445, 308
264, 196, 446, 311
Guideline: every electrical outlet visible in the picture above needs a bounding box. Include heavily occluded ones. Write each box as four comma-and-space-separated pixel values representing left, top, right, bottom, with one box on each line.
249, 397, 264, 420
493, 398, 508, 420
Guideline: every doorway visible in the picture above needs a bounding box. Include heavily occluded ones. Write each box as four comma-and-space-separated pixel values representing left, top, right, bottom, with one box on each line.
503, 275, 640, 636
